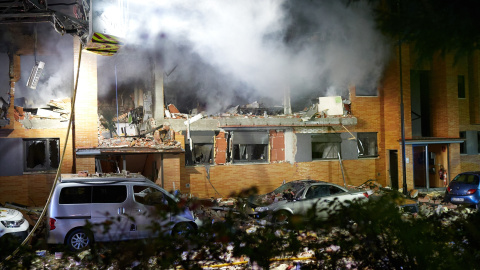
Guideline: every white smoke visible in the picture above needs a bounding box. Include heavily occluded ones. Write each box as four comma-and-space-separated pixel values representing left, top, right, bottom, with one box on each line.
15, 24, 73, 108
105, 0, 391, 113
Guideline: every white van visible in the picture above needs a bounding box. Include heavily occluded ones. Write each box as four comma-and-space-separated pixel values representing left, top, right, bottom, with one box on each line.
46, 173, 197, 251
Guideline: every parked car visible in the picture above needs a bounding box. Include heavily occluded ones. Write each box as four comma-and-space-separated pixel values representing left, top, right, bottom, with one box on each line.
444, 171, 480, 209
251, 180, 372, 223
46, 173, 198, 251
0, 207, 30, 241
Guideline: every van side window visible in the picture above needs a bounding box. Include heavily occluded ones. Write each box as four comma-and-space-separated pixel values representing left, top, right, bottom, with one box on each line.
133, 186, 166, 205
59, 187, 92, 204
92, 186, 127, 203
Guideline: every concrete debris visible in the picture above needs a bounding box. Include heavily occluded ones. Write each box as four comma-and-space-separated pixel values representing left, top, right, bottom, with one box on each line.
167, 104, 180, 114
410, 189, 419, 199
15, 98, 71, 123
97, 136, 181, 149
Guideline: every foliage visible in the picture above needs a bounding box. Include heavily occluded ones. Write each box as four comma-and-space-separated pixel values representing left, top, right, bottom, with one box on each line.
2, 190, 480, 269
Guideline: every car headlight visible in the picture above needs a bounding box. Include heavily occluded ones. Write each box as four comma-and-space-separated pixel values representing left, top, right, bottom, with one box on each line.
254, 206, 269, 212
1, 218, 25, 228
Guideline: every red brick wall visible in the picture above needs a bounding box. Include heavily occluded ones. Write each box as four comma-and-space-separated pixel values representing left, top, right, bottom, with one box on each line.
183, 159, 378, 199
376, 44, 415, 190
431, 53, 459, 138
269, 130, 285, 162
469, 51, 480, 124
215, 131, 227, 164
350, 85, 386, 186
0, 127, 73, 205
74, 39, 98, 173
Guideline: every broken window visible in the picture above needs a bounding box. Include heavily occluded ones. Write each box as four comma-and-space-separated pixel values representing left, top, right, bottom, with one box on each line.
23, 138, 60, 172
357, 132, 378, 157
185, 131, 214, 166
312, 134, 342, 160
231, 131, 268, 163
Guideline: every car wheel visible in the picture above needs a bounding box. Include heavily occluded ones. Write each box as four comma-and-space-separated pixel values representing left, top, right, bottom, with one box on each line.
273, 210, 291, 224
172, 222, 195, 237
66, 228, 92, 251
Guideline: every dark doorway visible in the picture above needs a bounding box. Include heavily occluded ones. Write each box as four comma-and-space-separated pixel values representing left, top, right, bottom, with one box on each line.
389, 150, 399, 190
413, 146, 427, 188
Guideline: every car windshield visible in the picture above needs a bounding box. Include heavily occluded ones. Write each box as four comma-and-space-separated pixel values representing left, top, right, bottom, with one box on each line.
452, 174, 479, 185
272, 181, 309, 194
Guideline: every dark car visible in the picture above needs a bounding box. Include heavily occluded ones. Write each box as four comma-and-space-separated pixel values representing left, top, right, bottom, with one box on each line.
444, 172, 480, 209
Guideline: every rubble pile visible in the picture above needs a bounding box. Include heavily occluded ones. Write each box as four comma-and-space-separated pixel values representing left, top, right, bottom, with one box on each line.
162, 100, 354, 120
97, 136, 181, 149
14, 98, 71, 122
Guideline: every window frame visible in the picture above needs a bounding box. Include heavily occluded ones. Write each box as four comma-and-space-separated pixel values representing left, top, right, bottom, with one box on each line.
23, 138, 60, 173
185, 143, 214, 166
311, 134, 342, 160
184, 131, 215, 166
230, 131, 269, 164
459, 131, 466, 154
232, 143, 268, 163
357, 132, 379, 158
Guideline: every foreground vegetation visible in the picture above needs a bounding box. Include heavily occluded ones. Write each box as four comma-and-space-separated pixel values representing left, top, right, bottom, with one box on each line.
1, 191, 479, 269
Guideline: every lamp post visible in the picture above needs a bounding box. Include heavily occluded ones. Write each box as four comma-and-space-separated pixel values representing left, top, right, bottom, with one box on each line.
399, 41, 408, 195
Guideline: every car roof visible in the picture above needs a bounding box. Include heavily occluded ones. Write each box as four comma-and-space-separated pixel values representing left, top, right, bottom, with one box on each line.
60, 173, 152, 184
459, 171, 480, 175
288, 179, 326, 184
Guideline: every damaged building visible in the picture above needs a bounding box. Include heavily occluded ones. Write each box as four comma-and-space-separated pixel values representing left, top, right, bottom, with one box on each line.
0, 0, 479, 207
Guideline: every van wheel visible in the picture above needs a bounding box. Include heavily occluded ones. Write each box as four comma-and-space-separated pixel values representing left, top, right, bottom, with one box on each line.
66, 228, 92, 251
172, 222, 195, 237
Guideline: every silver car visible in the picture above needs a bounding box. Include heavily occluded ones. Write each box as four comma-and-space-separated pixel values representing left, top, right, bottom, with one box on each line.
46, 173, 197, 251
253, 180, 372, 223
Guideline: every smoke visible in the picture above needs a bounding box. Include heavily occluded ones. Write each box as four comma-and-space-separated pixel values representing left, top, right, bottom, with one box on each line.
15, 24, 73, 108
102, 0, 391, 114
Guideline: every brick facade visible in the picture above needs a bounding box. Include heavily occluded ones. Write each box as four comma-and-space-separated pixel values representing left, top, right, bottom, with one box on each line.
2, 40, 479, 204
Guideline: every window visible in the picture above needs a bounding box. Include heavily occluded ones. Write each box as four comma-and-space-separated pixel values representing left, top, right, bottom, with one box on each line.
133, 186, 175, 206
460, 131, 466, 154
355, 74, 379, 96
186, 144, 213, 165
23, 138, 60, 172
233, 144, 268, 162
185, 131, 214, 166
231, 131, 268, 163
458, 75, 465, 98
357, 132, 378, 157
60, 187, 92, 204
453, 174, 479, 185
305, 184, 345, 199
312, 134, 341, 160
59, 186, 127, 204
92, 186, 127, 203
477, 132, 480, 154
